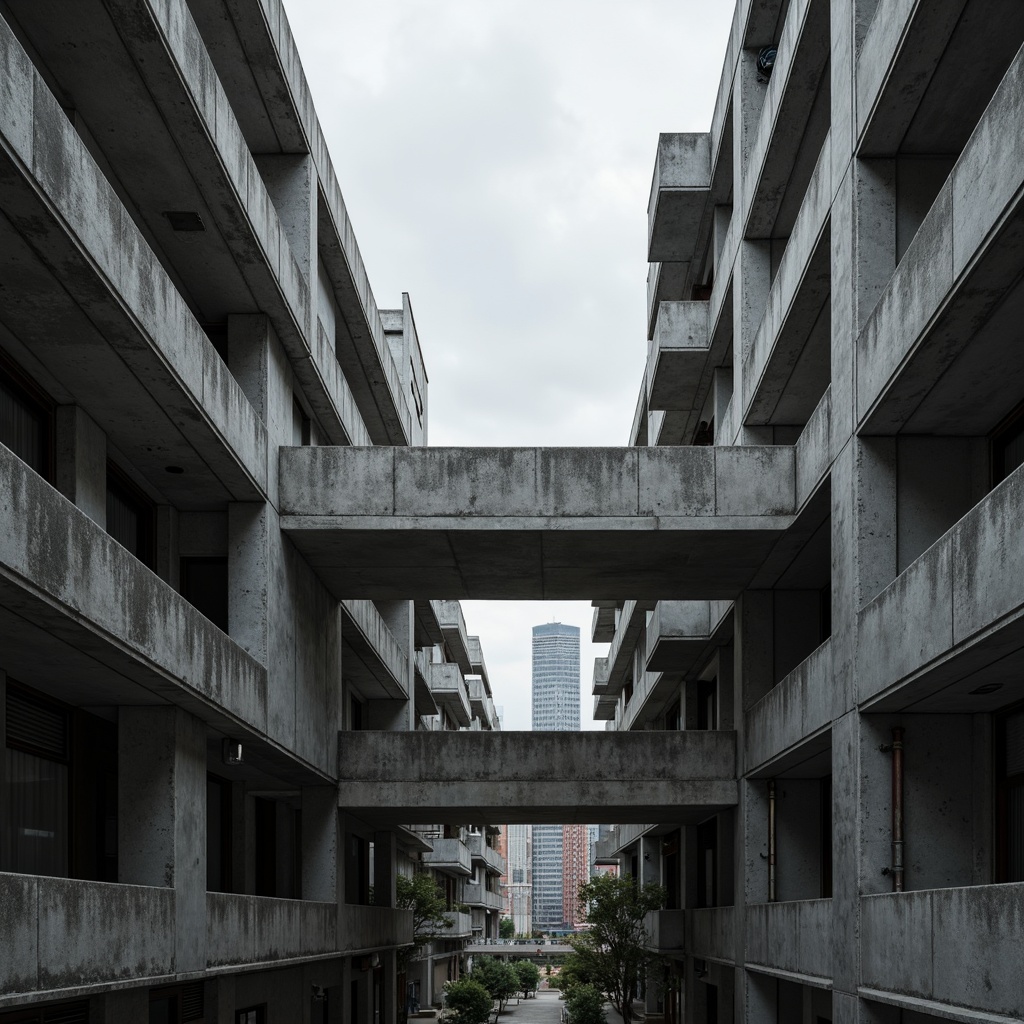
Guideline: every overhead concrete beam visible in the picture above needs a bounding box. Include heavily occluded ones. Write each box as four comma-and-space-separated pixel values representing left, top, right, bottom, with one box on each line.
280, 446, 796, 600
336, 730, 737, 825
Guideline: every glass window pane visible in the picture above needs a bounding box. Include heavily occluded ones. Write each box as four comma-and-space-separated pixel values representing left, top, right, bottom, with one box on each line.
2, 748, 68, 876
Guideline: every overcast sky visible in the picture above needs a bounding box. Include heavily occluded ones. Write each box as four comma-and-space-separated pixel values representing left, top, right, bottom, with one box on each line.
282, 0, 734, 730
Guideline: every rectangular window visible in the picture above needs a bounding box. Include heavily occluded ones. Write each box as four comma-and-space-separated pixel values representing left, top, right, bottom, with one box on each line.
996, 706, 1024, 882
0, 356, 53, 480
235, 1008, 266, 1024
180, 557, 229, 632
207, 774, 232, 893
106, 462, 155, 567
696, 818, 717, 908
2, 685, 70, 877
696, 679, 717, 730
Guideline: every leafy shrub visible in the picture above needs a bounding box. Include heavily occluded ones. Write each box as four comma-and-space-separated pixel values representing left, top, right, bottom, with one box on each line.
513, 959, 540, 997
565, 984, 607, 1024
444, 980, 493, 1024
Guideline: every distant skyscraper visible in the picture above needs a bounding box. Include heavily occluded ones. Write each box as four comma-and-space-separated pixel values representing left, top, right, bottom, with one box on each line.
531, 622, 580, 931
561, 823, 591, 928
503, 823, 532, 936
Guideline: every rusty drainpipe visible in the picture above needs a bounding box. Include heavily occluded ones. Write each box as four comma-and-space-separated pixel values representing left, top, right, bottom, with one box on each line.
891, 727, 905, 892
768, 779, 777, 902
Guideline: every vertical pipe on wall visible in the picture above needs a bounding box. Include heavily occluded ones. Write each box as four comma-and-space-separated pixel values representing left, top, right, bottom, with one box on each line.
891, 727, 905, 892
767, 779, 776, 902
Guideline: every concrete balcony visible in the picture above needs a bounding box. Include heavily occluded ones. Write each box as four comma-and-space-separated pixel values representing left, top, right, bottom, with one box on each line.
466, 834, 506, 875
280, 446, 797, 600
742, 136, 832, 427
858, 42, 1024, 436
1, 873, 174, 999
337, 730, 737, 826
646, 261, 690, 339
741, 0, 830, 237
861, 884, 1024, 1019
646, 302, 710, 412
644, 601, 718, 673
648, 133, 711, 263
745, 639, 832, 775
467, 676, 488, 718
462, 883, 504, 912
206, 893, 338, 968
858, 465, 1024, 713
413, 651, 439, 717
427, 663, 472, 727
0, 16, 269, 503
745, 899, 832, 983
603, 601, 655, 697
0, 447, 286, 761
467, 635, 490, 690
592, 602, 617, 643
341, 599, 409, 700
687, 906, 735, 965
436, 600, 473, 674
422, 838, 472, 877
438, 910, 474, 939
644, 909, 686, 953
338, 904, 415, 953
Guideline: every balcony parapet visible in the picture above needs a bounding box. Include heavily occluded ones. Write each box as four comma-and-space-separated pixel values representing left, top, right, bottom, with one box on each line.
687, 906, 735, 965
466, 834, 506, 875
646, 302, 711, 413
745, 898, 832, 984
462, 883, 504, 912
648, 134, 711, 263
422, 838, 472, 877
341, 599, 409, 700
861, 884, 1024, 1019
644, 909, 686, 953
427, 663, 472, 727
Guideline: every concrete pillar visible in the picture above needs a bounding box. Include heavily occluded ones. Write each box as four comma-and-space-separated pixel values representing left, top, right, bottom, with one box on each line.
733, 240, 772, 442
303, 786, 339, 903
54, 405, 106, 527
733, 47, 768, 217
373, 830, 398, 908
639, 835, 660, 888
228, 502, 270, 665
254, 155, 316, 287
733, 591, 774, 709
118, 705, 206, 973
831, 710, 860, 1006
379, 948, 398, 1024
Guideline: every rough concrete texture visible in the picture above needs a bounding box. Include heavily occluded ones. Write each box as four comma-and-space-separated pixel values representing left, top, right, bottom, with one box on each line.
336, 730, 737, 825
279, 445, 796, 599
861, 885, 1024, 1018
687, 907, 736, 965
744, 899, 832, 980
206, 894, 337, 967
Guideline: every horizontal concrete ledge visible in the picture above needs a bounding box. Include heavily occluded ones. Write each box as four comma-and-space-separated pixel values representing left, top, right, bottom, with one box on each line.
336, 730, 737, 825
856, 988, 1024, 1024
281, 446, 795, 599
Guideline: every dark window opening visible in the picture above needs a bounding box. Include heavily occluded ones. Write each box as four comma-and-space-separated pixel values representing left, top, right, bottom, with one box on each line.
992, 403, 1024, 486
180, 557, 229, 632
292, 397, 311, 446
0, 354, 53, 481
665, 700, 682, 731
663, 833, 681, 909
696, 679, 717, 731
820, 774, 833, 898
149, 982, 204, 1023
207, 774, 232, 893
0, 1001, 90, 1023
696, 818, 718, 908
201, 323, 229, 364
235, 1007, 266, 1024
345, 832, 371, 905
996, 705, 1024, 883
106, 462, 155, 568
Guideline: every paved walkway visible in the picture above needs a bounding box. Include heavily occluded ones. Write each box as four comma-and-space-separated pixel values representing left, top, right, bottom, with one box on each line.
494, 989, 628, 1024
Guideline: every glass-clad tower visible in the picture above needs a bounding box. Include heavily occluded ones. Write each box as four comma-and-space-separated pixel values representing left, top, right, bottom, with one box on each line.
531, 622, 580, 931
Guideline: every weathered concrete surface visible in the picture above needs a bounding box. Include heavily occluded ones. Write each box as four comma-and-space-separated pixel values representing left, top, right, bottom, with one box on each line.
0, 874, 176, 997
645, 909, 686, 952
341, 599, 409, 700
860, 884, 1024, 1019
745, 639, 832, 774
206, 894, 337, 967
646, 302, 710, 412
687, 906, 735, 965
336, 731, 737, 825
648, 134, 711, 263
0, 444, 268, 735
744, 899, 832, 982
280, 446, 795, 599
858, 465, 1024, 713
337, 905, 414, 953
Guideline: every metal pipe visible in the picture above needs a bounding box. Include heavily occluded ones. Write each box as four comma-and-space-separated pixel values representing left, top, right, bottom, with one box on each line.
768, 779, 776, 902
891, 727, 904, 892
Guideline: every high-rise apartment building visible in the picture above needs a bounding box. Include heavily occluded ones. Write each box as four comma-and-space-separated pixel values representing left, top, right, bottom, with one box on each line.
561, 823, 591, 929
531, 623, 580, 931
502, 823, 533, 936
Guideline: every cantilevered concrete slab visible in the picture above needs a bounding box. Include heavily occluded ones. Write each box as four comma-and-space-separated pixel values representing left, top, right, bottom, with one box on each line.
280, 446, 795, 600
337, 731, 737, 825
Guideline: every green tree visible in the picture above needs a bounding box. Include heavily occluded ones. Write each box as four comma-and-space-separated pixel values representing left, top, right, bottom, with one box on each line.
394, 874, 452, 1024
563, 874, 666, 1022
513, 959, 540, 998
470, 956, 520, 1010
499, 917, 516, 940
444, 980, 493, 1024
564, 984, 607, 1024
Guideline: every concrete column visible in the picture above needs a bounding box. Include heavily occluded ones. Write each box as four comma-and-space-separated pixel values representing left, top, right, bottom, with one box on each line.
373, 830, 398, 908
733, 240, 773, 442
118, 705, 206, 973
717, 644, 735, 731
54, 405, 106, 527
733, 47, 769, 219
379, 948, 398, 1024
303, 786, 339, 903
254, 155, 316, 287
0, 671, 6, 813
228, 502, 270, 665
639, 836, 660, 888
831, 710, 860, 1005
733, 591, 774, 709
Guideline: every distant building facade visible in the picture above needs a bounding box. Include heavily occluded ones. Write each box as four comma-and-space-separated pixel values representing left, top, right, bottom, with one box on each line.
561, 823, 591, 929
531, 622, 580, 931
